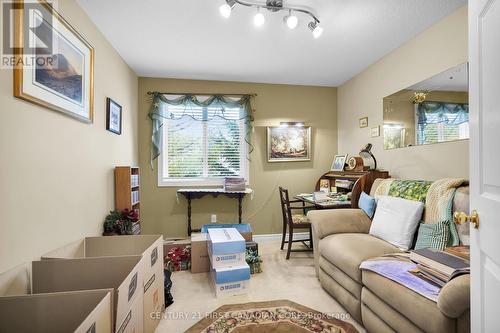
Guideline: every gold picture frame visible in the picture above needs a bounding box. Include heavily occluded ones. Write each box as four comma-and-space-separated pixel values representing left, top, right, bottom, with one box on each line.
13, 0, 94, 122
359, 117, 368, 128
267, 126, 311, 162
371, 125, 380, 137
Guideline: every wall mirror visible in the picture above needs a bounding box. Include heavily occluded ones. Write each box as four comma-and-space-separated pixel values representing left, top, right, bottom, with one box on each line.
383, 63, 469, 150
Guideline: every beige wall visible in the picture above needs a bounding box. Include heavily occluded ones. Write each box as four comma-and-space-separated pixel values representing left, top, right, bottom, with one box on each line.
338, 6, 469, 180
0, 0, 138, 272
138, 78, 337, 237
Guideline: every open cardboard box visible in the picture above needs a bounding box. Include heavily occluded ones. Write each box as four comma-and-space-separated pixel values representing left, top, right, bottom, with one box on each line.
0, 264, 113, 333
0, 289, 113, 333
32, 256, 144, 333
42, 235, 164, 333
0, 263, 31, 296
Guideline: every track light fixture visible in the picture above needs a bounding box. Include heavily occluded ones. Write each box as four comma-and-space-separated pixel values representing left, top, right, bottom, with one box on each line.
283, 10, 298, 30
218, 0, 322, 38
253, 7, 265, 27
219, 0, 236, 19
308, 21, 323, 39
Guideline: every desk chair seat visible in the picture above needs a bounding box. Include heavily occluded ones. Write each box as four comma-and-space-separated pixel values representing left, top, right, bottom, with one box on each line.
279, 187, 315, 259
292, 214, 309, 224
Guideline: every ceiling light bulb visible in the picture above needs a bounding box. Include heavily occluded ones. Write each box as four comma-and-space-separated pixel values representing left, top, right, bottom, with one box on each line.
254, 9, 265, 27
219, 0, 235, 18
308, 21, 323, 39
219, 4, 232, 18
284, 11, 298, 29
313, 26, 323, 38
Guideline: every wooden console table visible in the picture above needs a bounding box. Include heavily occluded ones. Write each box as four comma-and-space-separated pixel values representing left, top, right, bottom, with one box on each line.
176, 188, 253, 235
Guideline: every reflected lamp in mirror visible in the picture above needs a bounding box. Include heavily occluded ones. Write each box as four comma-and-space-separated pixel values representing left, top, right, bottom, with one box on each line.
383, 63, 469, 150
360, 144, 377, 170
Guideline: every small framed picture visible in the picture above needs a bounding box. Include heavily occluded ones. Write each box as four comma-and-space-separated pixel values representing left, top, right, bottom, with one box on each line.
331, 154, 348, 171
319, 179, 330, 193
359, 117, 368, 128
371, 125, 380, 137
106, 98, 122, 135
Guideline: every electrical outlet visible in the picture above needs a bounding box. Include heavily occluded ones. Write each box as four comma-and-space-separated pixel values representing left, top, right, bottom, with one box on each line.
211, 214, 217, 223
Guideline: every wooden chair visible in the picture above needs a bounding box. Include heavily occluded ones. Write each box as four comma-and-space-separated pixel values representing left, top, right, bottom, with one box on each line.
279, 187, 315, 259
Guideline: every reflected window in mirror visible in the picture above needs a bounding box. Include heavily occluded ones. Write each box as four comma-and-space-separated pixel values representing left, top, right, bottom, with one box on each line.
416, 101, 469, 145
383, 63, 469, 150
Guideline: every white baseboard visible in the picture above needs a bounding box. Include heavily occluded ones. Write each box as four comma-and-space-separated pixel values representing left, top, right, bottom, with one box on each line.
253, 232, 310, 242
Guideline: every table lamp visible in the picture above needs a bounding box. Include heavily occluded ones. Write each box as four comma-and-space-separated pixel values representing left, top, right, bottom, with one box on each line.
360, 144, 377, 170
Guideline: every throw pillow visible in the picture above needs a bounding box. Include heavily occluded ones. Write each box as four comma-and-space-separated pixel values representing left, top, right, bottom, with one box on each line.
358, 191, 376, 218
414, 220, 450, 250
369, 196, 425, 250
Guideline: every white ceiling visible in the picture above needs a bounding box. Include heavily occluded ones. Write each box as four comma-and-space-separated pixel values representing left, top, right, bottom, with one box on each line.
77, 0, 466, 87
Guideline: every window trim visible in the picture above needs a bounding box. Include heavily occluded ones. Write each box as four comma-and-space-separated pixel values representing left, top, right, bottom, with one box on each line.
157, 112, 250, 188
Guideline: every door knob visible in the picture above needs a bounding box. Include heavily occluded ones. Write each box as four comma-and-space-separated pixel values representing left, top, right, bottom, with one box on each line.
454, 210, 480, 229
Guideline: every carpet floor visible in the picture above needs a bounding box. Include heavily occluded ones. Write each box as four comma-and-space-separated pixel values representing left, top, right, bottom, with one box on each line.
156, 239, 366, 333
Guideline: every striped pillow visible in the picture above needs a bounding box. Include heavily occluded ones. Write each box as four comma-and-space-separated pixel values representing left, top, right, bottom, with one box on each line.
414, 220, 450, 250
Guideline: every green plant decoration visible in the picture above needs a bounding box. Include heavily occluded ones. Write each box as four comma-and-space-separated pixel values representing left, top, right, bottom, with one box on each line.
103, 209, 139, 235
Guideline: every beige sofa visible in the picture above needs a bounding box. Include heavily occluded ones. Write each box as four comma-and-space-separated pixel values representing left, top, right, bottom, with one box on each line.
309, 181, 470, 333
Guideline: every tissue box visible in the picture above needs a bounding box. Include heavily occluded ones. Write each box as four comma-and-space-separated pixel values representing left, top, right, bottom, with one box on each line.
207, 228, 246, 269
211, 264, 250, 297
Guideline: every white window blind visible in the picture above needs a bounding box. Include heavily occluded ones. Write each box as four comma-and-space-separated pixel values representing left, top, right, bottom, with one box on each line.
417, 112, 470, 145
159, 105, 248, 186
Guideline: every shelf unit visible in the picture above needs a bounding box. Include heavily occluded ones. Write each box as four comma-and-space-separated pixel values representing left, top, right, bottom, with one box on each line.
115, 166, 141, 235
315, 170, 390, 208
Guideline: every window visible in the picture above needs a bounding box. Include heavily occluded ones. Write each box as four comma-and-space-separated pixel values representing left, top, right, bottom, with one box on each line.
416, 102, 469, 145
158, 104, 249, 186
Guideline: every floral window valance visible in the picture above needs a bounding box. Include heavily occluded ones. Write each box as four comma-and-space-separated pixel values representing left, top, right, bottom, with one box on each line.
417, 101, 469, 126
148, 92, 255, 167
416, 101, 469, 145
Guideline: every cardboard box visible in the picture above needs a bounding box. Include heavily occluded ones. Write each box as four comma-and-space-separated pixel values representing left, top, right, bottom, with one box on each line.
207, 228, 246, 269
211, 264, 250, 297
190, 233, 210, 274
42, 235, 164, 333
32, 256, 144, 333
0, 263, 30, 296
0, 264, 114, 333
201, 224, 253, 242
0, 289, 114, 333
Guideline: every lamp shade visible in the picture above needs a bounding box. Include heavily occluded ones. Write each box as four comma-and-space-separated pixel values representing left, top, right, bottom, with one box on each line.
359, 144, 377, 170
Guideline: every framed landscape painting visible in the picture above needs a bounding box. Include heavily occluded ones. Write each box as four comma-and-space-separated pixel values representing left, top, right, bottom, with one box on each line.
13, 0, 94, 122
267, 126, 311, 162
